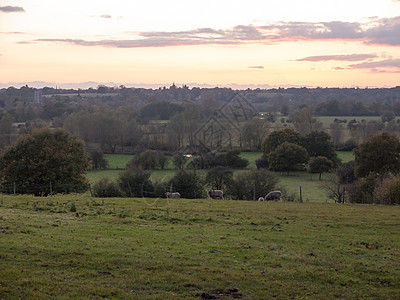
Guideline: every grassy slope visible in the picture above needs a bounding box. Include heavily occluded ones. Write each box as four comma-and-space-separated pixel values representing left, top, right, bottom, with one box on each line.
0, 195, 399, 299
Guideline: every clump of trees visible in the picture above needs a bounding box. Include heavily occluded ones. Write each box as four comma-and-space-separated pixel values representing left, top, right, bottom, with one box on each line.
322, 132, 400, 205
261, 128, 338, 175
0, 128, 88, 196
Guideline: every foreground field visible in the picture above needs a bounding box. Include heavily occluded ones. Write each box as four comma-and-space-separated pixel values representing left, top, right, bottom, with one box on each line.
1, 195, 399, 299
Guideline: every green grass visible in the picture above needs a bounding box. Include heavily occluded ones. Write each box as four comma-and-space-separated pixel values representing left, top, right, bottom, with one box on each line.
0, 195, 399, 299
87, 153, 352, 203
104, 154, 134, 169
337, 151, 354, 163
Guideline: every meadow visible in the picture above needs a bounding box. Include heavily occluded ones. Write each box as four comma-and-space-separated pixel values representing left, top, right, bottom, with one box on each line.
86, 151, 355, 203
0, 195, 399, 299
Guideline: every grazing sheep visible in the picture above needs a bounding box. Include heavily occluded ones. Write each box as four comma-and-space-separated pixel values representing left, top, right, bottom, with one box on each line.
207, 189, 224, 200
265, 191, 282, 201
165, 192, 181, 198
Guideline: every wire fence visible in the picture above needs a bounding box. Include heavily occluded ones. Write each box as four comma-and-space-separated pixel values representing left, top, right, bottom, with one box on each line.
0, 182, 90, 196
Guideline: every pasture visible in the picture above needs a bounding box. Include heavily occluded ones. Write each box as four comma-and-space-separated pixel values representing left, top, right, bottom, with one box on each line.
86, 152, 354, 203
0, 195, 399, 299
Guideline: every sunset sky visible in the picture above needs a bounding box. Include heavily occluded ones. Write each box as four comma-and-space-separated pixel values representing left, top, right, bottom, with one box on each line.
1, 0, 400, 88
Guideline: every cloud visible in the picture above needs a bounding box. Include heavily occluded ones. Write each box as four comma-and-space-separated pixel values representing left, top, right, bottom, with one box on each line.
248, 66, 264, 69
296, 54, 378, 62
349, 59, 400, 72
0, 6, 25, 13
29, 17, 400, 48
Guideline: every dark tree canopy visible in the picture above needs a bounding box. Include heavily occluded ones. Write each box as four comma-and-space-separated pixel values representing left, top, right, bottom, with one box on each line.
228, 168, 279, 201
268, 142, 309, 174
205, 166, 234, 190
0, 128, 88, 195
354, 132, 400, 177
308, 156, 334, 180
262, 128, 303, 158
304, 131, 339, 166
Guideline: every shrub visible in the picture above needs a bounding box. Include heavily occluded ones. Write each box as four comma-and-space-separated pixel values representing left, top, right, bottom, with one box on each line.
373, 175, 400, 205
347, 175, 376, 204
169, 170, 204, 199
228, 169, 279, 201
255, 156, 269, 169
92, 178, 121, 197
118, 168, 154, 197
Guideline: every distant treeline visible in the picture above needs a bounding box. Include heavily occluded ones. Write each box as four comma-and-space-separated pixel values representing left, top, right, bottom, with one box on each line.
1, 84, 400, 153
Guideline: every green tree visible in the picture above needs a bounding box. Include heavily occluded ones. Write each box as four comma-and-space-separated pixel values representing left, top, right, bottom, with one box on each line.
173, 153, 187, 170
118, 167, 153, 197
308, 156, 334, 180
304, 131, 339, 166
268, 142, 309, 175
262, 128, 303, 158
169, 170, 204, 199
205, 166, 234, 190
354, 132, 400, 177
0, 128, 88, 195
90, 151, 108, 170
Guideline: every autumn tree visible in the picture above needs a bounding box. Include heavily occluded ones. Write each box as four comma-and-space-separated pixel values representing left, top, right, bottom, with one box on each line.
291, 106, 322, 135
0, 128, 88, 195
354, 132, 400, 177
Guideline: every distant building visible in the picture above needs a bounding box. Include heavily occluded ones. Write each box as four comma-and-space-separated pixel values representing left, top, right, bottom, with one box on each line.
34, 90, 43, 103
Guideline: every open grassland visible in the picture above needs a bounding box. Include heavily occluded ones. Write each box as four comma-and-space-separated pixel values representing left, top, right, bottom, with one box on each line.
0, 195, 399, 299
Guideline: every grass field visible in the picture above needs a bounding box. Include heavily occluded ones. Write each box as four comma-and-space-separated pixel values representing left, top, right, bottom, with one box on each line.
86, 152, 354, 203
1, 195, 399, 299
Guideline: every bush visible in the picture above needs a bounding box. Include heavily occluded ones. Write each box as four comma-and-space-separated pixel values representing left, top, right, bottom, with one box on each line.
169, 170, 204, 199
118, 168, 154, 197
336, 139, 358, 151
228, 169, 279, 200
347, 175, 376, 204
373, 175, 400, 205
92, 178, 121, 197
255, 156, 269, 169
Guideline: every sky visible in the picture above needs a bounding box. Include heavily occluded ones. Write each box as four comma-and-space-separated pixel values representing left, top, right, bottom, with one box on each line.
1, 0, 400, 89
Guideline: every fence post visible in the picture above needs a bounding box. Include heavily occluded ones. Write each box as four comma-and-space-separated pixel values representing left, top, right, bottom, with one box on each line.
299, 185, 302, 203
13, 182, 16, 195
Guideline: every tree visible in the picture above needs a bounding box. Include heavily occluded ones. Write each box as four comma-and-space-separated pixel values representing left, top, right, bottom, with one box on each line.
268, 142, 309, 175
129, 150, 159, 170
309, 156, 334, 180
321, 173, 346, 203
169, 170, 204, 199
90, 151, 108, 170
205, 166, 234, 190
172, 153, 187, 170
354, 132, 400, 177
0, 128, 88, 195
241, 117, 270, 151
291, 106, 323, 135
228, 169, 279, 200
381, 110, 395, 123
304, 131, 339, 166
262, 128, 303, 158
118, 167, 153, 197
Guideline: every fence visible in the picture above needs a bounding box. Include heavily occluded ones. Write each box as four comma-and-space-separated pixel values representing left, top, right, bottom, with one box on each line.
1, 182, 90, 196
